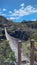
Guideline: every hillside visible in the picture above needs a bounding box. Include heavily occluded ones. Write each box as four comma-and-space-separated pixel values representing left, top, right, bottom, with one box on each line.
0, 16, 37, 28
21, 20, 37, 29
0, 16, 37, 41
0, 16, 37, 64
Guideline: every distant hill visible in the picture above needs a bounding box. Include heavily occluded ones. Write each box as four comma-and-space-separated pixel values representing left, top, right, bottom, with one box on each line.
21, 20, 37, 29
0, 16, 37, 41
0, 16, 37, 63
0, 16, 37, 29
0, 16, 14, 27
0, 16, 8, 26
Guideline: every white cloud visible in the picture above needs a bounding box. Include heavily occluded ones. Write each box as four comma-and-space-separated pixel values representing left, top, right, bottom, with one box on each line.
3, 8, 6, 11
7, 4, 37, 20
24, 5, 37, 14
10, 5, 37, 18
0, 12, 6, 16
8, 16, 20, 20
20, 3, 24, 7
31, 19, 37, 21
9, 17, 16, 20
9, 11, 12, 13
0, 13, 6, 16
1, 14, 6, 16
0, 4, 37, 21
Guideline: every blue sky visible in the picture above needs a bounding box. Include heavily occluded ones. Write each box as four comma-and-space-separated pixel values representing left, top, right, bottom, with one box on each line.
0, 0, 37, 22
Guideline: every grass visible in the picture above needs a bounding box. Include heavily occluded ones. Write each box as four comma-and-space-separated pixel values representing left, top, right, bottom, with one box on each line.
22, 40, 37, 61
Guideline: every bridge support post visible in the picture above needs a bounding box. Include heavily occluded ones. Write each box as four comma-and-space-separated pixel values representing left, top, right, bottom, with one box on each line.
18, 40, 22, 65
30, 39, 35, 65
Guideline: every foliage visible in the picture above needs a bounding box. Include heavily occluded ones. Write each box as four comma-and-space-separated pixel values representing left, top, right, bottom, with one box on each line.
30, 32, 37, 41
22, 40, 37, 61
0, 40, 16, 64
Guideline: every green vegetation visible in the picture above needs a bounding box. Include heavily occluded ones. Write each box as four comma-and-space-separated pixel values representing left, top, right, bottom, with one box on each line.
22, 40, 37, 61
0, 16, 37, 63
0, 40, 16, 64
32, 33, 37, 41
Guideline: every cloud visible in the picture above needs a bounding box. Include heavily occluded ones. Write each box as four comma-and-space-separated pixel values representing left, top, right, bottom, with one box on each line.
24, 5, 37, 14
31, 19, 37, 21
20, 3, 24, 7
7, 17, 18, 20
1, 14, 6, 16
9, 11, 12, 14
0, 13, 6, 17
10, 5, 37, 18
0, 11, 6, 16
9, 17, 16, 20
0, 4, 37, 21
3, 8, 6, 11
7, 16, 20, 20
